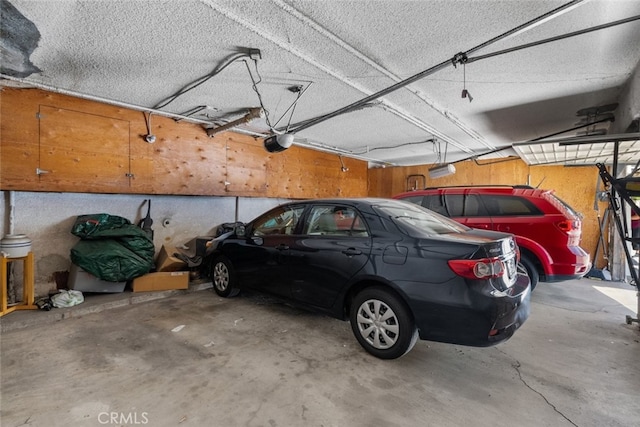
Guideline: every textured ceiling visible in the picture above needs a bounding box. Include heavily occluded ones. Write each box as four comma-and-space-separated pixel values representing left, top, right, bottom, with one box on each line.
2, 0, 640, 167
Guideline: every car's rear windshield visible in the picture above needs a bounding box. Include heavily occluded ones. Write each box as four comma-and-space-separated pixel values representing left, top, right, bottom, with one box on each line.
374, 202, 469, 237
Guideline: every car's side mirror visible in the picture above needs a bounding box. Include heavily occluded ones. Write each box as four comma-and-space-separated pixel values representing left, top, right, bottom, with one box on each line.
235, 224, 246, 237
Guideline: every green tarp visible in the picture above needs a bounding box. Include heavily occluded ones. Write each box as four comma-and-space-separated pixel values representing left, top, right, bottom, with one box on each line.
70, 214, 155, 282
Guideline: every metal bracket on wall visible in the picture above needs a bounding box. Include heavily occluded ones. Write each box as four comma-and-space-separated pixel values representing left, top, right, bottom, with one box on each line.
406, 174, 425, 191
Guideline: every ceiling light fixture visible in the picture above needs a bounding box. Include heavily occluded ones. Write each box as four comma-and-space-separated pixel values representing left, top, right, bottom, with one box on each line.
428, 164, 456, 179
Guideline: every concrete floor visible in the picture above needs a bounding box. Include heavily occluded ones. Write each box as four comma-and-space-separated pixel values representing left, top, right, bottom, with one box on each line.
1, 277, 638, 427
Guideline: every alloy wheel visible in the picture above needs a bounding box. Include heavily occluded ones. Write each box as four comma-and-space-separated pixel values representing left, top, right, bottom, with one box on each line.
213, 261, 229, 292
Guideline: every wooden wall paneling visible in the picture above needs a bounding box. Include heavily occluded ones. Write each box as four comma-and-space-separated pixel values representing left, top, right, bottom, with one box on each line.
336, 156, 368, 197
148, 114, 227, 195
1, 87, 371, 198
224, 135, 267, 196
305, 153, 349, 198
368, 166, 421, 198
267, 147, 368, 199
451, 158, 530, 186
128, 110, 155, 194
38, 106, 130, 192
0, 88, 41, 190
266, 146, 309, 199
368, 158, 532, 199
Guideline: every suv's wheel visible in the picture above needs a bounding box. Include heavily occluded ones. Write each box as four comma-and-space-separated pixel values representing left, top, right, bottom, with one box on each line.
519, 255, 539, 291
211, 256, 240, 297
350, 287, 418, 359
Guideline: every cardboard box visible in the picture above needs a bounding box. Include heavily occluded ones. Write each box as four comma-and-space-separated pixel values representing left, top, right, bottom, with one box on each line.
132, 271, 189, 292
68, 263, 126, 293
156, 245, 187, 272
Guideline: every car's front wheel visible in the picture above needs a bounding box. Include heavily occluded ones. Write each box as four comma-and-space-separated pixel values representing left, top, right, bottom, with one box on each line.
350, 287, 418, 359
211, 256, 240, 297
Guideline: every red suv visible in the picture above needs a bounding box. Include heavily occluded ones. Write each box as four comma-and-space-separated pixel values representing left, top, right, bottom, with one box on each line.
394, 185, 591, 289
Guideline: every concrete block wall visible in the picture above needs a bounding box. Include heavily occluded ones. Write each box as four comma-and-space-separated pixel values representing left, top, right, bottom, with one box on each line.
1, 191, 286, 297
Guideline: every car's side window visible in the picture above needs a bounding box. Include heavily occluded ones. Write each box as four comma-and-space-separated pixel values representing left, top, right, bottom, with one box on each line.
444, 194, 488, 217
253, 206, 305, 236
303, 206, 369, 237
482, 195, 542, 216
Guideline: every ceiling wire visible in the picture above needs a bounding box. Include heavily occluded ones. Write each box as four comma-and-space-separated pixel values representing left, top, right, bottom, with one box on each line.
352, 139, 436, 155
244, 58, 274, 130
153, 52, 250, 110
286, 0, 588, 135
280, 101, 380, 134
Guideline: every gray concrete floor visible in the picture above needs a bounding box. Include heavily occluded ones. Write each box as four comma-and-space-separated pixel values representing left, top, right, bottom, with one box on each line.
1, 277, 639, 427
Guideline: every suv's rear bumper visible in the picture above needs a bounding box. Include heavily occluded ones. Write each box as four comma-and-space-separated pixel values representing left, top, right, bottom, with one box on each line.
544, 245, 591, 282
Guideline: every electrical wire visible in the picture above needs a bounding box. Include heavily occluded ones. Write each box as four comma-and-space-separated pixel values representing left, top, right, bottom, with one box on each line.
353, 139, 435, 155
153, 52, 250, 110
279, 101, 379, 134
144, 112, 152, 134
244, 58, 274, 130
273, 85, 306, 129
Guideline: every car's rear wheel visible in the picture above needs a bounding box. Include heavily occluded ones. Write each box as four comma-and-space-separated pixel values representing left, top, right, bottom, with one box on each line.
519, 255, 539, 291
211, 256, 240, 297
350, 287, 418, 359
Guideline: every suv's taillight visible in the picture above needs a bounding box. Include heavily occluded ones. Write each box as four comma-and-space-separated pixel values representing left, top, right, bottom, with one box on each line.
448, 257, 505, 279
556, 219, 580, 233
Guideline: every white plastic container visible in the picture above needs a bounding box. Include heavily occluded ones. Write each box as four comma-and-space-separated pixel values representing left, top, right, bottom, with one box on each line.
0, 234, 32, 258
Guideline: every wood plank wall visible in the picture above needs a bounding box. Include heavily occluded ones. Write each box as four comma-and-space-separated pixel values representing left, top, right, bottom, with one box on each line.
369, 159, 607, 269
0, 87, 368, 198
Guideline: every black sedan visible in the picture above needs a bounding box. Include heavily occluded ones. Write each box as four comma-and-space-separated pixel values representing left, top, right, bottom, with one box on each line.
204, 198, 530, 359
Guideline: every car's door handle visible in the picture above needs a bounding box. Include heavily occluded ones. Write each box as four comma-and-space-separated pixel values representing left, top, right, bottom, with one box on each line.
342, 248, 362, 256
276, 244, 289, 251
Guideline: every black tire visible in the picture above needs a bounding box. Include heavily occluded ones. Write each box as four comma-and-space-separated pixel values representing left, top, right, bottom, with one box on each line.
519, 255, 539, 291
350, 287, 418, 359
211, 256, 240, 297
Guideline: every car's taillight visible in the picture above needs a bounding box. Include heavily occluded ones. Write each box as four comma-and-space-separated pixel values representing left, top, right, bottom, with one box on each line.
556, 219, 580, 233
448, 257, 505, 279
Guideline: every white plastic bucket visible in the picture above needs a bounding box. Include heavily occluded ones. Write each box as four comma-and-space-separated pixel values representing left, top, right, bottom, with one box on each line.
0, 234, 32, 258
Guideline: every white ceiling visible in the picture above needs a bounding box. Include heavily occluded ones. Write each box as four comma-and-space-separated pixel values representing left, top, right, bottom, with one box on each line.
2, 0, 640, 167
